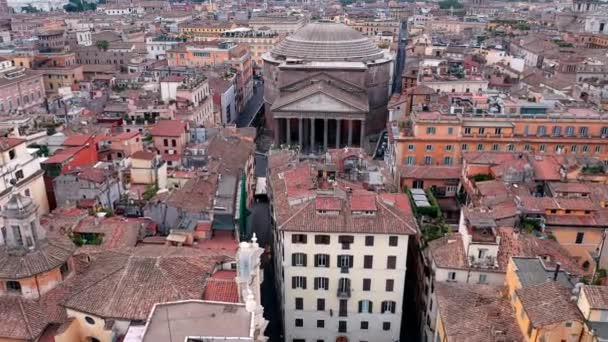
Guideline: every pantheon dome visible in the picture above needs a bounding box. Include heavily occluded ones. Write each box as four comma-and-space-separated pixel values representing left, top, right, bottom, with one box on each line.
263, 21, 394, 153
270, 22, 386, 62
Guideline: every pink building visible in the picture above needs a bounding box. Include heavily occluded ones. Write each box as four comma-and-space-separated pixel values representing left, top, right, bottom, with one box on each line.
148, 120, 188, 168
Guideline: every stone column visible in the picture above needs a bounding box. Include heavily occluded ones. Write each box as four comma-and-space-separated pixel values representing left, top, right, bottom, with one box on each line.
360, 120, 366, 147
274, 118, 280, 146
336, 119, 341, 148
310, 118, 316, 152
298, 118, 303, 150
323, 118, 328, 151
286, 118, 291, 146
347, 120, 353, 146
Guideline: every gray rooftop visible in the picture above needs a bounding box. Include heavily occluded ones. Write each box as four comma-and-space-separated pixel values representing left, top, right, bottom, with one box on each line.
142, 300, 252, 342
270, 22, 385, 62
512, 257, 574, 288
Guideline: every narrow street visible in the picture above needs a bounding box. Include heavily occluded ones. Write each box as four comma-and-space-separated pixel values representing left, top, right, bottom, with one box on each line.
235, 81, 264, 128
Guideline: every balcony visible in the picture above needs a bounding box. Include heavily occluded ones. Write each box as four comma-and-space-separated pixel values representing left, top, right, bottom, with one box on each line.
337, 288, 351, 298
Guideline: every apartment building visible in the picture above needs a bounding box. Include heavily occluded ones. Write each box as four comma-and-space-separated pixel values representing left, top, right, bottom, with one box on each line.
167, 41, 252, 112
145, 35, 183, 60
248, 14, 306, 34
389, 95, 608, 169
160, 73, 214, 125
178, 20, 237, 39
0, 67, 45, 114
219, 28, 283, 66
268, 149, 417, 342
344, 17, 400, 37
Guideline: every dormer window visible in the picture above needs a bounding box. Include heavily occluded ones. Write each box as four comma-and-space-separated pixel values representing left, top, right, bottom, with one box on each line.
351, 210, 376, 216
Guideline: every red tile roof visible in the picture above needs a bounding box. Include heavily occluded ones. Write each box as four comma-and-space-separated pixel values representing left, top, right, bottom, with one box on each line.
203, 277, 239, 303
515, 281, 583, 327
63, 135, 93, 147
582, 285, 608, 310
399, 165, 460, 180
315, 197, 341, 211
131, 150, 156, 160
148, 120, 186, 137
350, 192, 377, 211
0, 137, 24, 152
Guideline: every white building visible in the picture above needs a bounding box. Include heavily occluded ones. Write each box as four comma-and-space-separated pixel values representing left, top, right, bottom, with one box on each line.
7, 0, 67, 12
584, 13, 608, 34
145, 36, 183, 61
268, 150, 418, 342
74, 28, 92, 47
0, 138, 49, 225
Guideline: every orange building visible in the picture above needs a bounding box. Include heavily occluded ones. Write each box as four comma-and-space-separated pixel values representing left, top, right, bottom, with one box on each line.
390, 97, 608, 169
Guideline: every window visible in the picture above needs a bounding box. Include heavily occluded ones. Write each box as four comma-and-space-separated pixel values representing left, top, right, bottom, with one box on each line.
338, 235, 353, 249
524, 144, 531, 151
576, 232, 584, 244
11, 226, 22, 246
477, 144, 484, 151
461, 143, 468, 151
8, 150, 15, 160
292, 276, 307, 289
386, 279, 394, 291
295, 318, 303, 327
495, 128, 502, 135
424, 156, 433, 165
565, 321, 573, 328
387, 236, 398, 247
448, 271, 456, 281
426, 144, 433, 151
448, 127, 454, 135
60, 262, 69, 278
295, 298, 303, 310
492, 143, 499, 151
359, 300, 373, 313
292, 253, 307, 267
317, 320, 325, 328
317, 298, 325, 311
602, 127, 608, 136
444, 156, 453, 165
6, 281, 21, 294
408, 144, 415, 151
596, 146, 602, 153
85, 316, 96, 325
314, 254, 329, 267
364, 255, 373, 269
315, 235, 330, 244
314, 277, 329, 290
539, 144, 546, 152
566, 126, 575, 137
537, 126, 547, 136
555, 145, 564, 152
507, 144, 515, 152
338, 255, 354, 271
363, 278, 371, 291
383, 322, 391, 331
387, 256, 397, 269
478, 274, 487, 284
292, 234, 307, 244
552, 126, 562, 137
15, 170, 23, 180
445, 145, 453, 152
571, 145, 578, 153
361, 321, 369, 330
478, 127, 485, 134
464, 127, 472, 135
365, 236, 374, 246
381, 301, 396, 314
338, 321, 347, 333
163, 138, 169, 147
583, 145, 590, 153
426, 127, 436, 135
405, 156, 415, 165
580, 127, 589, 137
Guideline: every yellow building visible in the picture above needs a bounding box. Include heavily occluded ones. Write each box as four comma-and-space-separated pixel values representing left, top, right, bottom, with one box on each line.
130, 150, 167, 189
578, 285, 608, 341
506, 257, 588, 342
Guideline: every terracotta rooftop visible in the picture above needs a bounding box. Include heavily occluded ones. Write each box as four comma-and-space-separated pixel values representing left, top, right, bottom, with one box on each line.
148, 120, 186, 137
399, 165, 460, 180
62, 134, 93, 147
0, 235, 75, 279
62, 246, 229, 321
202, 271, 239, 303
435, 282, 523, 342
515, 281, 583, 327
0, 137, 23, 152
131, 150, 156, 160
0, 296, 50, 341
582, 285, 608, 310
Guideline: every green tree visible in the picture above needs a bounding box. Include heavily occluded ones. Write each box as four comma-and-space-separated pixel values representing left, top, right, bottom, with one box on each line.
96, 39, 109, 51
64, 0, 96, 12
21, 4, 41, 12
438, 0, 463, 9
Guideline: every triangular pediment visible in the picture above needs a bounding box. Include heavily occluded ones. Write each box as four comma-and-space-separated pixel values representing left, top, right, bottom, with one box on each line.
272, 89, 368, 114
281, 72, 364, 93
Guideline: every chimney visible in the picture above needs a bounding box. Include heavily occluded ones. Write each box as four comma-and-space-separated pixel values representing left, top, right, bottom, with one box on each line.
553, 262, 561, 281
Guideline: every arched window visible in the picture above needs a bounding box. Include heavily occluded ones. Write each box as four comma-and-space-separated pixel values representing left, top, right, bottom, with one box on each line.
85, 316, 95, 325
6, 281, 21, 294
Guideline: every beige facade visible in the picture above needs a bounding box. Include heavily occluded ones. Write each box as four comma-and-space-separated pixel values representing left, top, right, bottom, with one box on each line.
130, 153, 167, 189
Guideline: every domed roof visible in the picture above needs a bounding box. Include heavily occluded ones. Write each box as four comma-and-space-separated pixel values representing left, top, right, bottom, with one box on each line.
270, 22, 385, 62
4, 193, 35, 213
